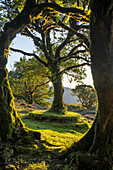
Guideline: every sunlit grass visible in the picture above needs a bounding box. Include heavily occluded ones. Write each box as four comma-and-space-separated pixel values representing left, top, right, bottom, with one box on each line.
18, 109, 92, 152
39, 130, 83, 151
31, 110, 44, 114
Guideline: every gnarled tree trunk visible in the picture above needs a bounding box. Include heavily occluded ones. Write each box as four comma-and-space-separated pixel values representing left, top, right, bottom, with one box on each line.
0, 36, 24, 141
89, 0, 113, 159
0, 0, 40, 142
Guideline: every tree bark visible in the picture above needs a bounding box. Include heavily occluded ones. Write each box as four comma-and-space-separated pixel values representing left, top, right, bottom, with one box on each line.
49, 64, 66, 113
51, 74, 65, 113
89, 0, 113, 161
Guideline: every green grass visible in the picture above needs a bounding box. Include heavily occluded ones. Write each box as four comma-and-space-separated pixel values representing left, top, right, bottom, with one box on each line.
18, 109, 92, 152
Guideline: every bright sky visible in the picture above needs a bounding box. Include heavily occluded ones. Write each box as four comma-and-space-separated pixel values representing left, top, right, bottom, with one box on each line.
7, 34, 93, 88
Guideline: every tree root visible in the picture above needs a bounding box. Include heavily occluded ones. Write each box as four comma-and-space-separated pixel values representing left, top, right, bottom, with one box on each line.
59, 116, 97, 159
74, 151, 112, 170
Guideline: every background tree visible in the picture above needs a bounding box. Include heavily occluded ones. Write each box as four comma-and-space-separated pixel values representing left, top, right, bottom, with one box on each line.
9, 57, 53, 105
71, 84, 97, 110
11, 15, 90, 113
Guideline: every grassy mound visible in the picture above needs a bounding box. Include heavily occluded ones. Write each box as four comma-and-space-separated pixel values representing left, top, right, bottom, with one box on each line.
17, 109, 92, 152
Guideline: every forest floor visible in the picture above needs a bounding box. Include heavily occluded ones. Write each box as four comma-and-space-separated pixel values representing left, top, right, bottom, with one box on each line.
1, 103, 96, 170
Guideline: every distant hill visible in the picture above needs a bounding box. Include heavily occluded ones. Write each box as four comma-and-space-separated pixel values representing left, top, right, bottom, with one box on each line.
63, 87, 80, 104
49, 87, 80, 104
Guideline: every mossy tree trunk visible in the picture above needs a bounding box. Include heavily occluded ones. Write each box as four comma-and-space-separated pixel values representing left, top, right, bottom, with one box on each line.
49, 64, 65, 113
51, 74, 65, 113
0, 0, 40, 142
89, 0, 113, 159
0, 34, 23, 141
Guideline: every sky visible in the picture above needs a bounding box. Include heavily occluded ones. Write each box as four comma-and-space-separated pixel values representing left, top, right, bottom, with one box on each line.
7, 34, 93, 88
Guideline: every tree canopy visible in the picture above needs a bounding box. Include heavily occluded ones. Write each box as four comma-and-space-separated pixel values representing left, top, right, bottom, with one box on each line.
10, 1, 90, 113
9, 57, 53, 105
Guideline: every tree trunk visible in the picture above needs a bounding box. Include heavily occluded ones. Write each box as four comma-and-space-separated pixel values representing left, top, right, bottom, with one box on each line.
49, 67, 66, 113
51, 75, 65, 113
89, 0, 113, 161
0, 41, 41, 142
0, 0, 40, 142
27, 93, 33, 104
0, 45, 22, 141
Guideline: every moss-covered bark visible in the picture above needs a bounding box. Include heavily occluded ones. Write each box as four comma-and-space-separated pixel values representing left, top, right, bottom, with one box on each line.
0, 48, 40, 142
69, 0, 113, 160
0, 0, 41, 142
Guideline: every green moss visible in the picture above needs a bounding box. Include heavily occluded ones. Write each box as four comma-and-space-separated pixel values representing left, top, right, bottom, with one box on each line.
0, 78, 41, 142
24, 161, 49, 170
0, 79, 19, 140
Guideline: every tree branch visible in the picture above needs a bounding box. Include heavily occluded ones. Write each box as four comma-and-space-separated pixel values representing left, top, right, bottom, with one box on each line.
41, 30, 50, 60
10, 47, 48, 67
62, 52, 90, 62
31, 3, 89, 22
45, 13, 89, 49
72, 55, 91, 63
26, 22, 50, 60
32, 80, 49, 93
1, 0, 37, 52
52, 17, 90, 49
46, 29, 53, 55
58, 43, 83, 62
60, 63, 90, 75
22, 27, 43, 50
55, 32, 74, 59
